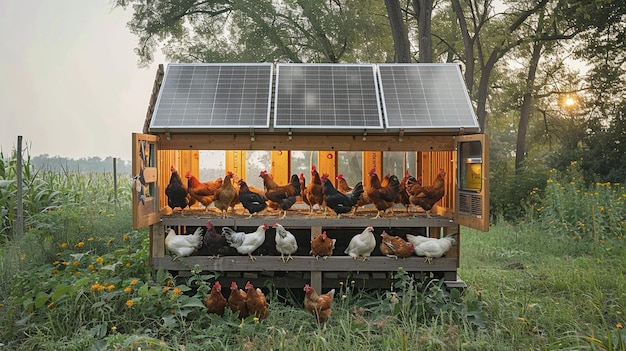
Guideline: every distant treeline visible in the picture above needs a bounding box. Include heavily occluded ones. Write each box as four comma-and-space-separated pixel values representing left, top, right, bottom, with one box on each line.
31, 154, 132, 174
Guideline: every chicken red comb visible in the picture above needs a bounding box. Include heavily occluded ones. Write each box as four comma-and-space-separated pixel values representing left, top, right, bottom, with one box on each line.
259, 170, 267, 177
245, 281, 253, 289
230, 281, 237, 288
206, 220, 213, 229
303, 284, 311, 292
336, 174, 344, 179
311, 165, 317, 172
368, 168, 376, 175
214, 281, 221, 289
227, 171, 234, 176
321, 231, 327, 237
299, 172, 304, 178
185, 171, 192, 178
405, 169, 409, 177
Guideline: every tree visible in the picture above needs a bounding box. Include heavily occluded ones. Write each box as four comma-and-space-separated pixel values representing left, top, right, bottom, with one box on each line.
115, 0, 393, 65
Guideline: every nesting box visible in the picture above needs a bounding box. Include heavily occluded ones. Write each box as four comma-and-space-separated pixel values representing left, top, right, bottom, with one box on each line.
132, 63, 489, 291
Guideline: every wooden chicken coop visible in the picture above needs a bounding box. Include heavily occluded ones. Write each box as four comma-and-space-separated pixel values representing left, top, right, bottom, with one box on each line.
132, 63, 489, 292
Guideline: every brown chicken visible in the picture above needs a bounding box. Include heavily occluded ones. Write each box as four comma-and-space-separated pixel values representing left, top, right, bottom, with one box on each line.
245, 281, 269, 320
185, 172, 223, 210
396, 170, 414, 214
379, 230, 415, 259
310, 231, 336, 259
407, 168, 446, 218
336, 174, 352, 193
204, 281, 227, 316
304, 284, 335, 324
303, 165, 324, 214
366, 169, 400, 218
213, 171, 237, 217
227, 281, 249, 319
299, 173, 307, 203
261, 172, 301, 218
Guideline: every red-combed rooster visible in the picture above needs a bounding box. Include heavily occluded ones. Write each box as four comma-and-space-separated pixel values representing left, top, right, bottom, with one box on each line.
185, 171, 223, 210
366, 169, 400, 219
336, 174, 352, 193
304, 284, 335, 324
245, 281, 269, 320
303, 165, 324, 214
213, 171, 237, 218
204, 281, 227, 316
406, 168, 446, 218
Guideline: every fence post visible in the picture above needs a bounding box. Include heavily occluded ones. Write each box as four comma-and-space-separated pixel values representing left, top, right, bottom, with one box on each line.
16, 136, 24, 239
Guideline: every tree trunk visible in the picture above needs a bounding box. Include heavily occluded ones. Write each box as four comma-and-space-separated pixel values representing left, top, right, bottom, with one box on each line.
450, 0, 474, 93
385, 0, 412, 62
515, 11, 545, 171
413, 0, 433, 63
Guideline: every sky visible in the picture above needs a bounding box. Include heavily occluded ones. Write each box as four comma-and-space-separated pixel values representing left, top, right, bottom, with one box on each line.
0, 1, 164, 161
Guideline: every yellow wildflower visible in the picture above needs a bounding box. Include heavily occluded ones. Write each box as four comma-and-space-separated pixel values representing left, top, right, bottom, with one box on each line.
60, 243, 68, 249
107, 285, 115, 292
111, 326, 117, 331
95, 257, 104, 264
51, 269, 59, 275
75, 272, 81, 276
124, 287, 132, 293
72, 261, 79, 267
123, 235, 129, 241
547, 179, 553, 184
88, 264, 95, 271
125, 300, 134, 307
53, 261, 60, 265
75, 242, 84, 248
173, 288, 183, 295
253, 317, 259, 322
617, 323, 623, 329
125, 262, 131, 268
130, 279, 138, 285
88, 237, 94, 241
169, 308, 175, 314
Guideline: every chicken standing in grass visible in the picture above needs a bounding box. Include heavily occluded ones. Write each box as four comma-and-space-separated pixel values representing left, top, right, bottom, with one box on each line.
204, 281, 227, 316
245, 281, 269, 320
304, 284, 335, 324
273, 222, 298, 262
227, 281, 249, 319
344, 225, 376, 260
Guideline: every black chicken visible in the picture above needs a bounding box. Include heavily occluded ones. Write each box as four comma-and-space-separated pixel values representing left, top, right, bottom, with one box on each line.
197, 220, 235, 258
238, 179, 267, 218
165, 165, 189, 214
322, 177, 364, 218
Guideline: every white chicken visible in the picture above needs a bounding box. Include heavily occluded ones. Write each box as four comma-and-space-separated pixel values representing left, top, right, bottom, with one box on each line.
222, 224, 269, 261
164, 226, 204, 259
344, 225, 376, 260
412, 234, 456, 263
405, 234, 439, 248
273, 222, 298, 262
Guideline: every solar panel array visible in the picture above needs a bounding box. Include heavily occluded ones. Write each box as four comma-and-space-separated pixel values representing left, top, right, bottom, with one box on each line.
149, 62, 479, 134
377, 64, 479, 132
273, 64, 383, 131
149, 63, 273, 132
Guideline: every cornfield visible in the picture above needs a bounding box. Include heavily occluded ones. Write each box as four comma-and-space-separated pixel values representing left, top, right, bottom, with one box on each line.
0, 150, 132, 241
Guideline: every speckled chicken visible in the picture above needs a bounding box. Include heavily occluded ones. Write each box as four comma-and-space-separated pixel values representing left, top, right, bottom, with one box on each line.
222, 224, 269, 261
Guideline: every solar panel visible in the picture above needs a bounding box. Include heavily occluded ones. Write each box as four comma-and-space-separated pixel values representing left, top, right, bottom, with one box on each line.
377, 64, 480, 133
273, 64, 383, 132
149, 63, 273, 132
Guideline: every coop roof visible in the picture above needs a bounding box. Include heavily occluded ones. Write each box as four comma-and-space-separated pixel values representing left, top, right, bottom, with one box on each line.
148, 62, 480, 135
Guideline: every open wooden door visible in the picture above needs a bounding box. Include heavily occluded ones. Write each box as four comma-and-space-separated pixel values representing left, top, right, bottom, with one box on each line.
132, 133, 161, 230
455, 134, 490, 232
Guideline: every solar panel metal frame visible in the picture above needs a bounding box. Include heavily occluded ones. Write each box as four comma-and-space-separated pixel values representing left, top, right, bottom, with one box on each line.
273, 63, 384, 133
149, 63, 273, 133
377, 63, 480, 134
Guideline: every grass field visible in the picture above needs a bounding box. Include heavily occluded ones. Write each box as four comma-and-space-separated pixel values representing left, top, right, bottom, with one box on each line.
0, 161, 624, 350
